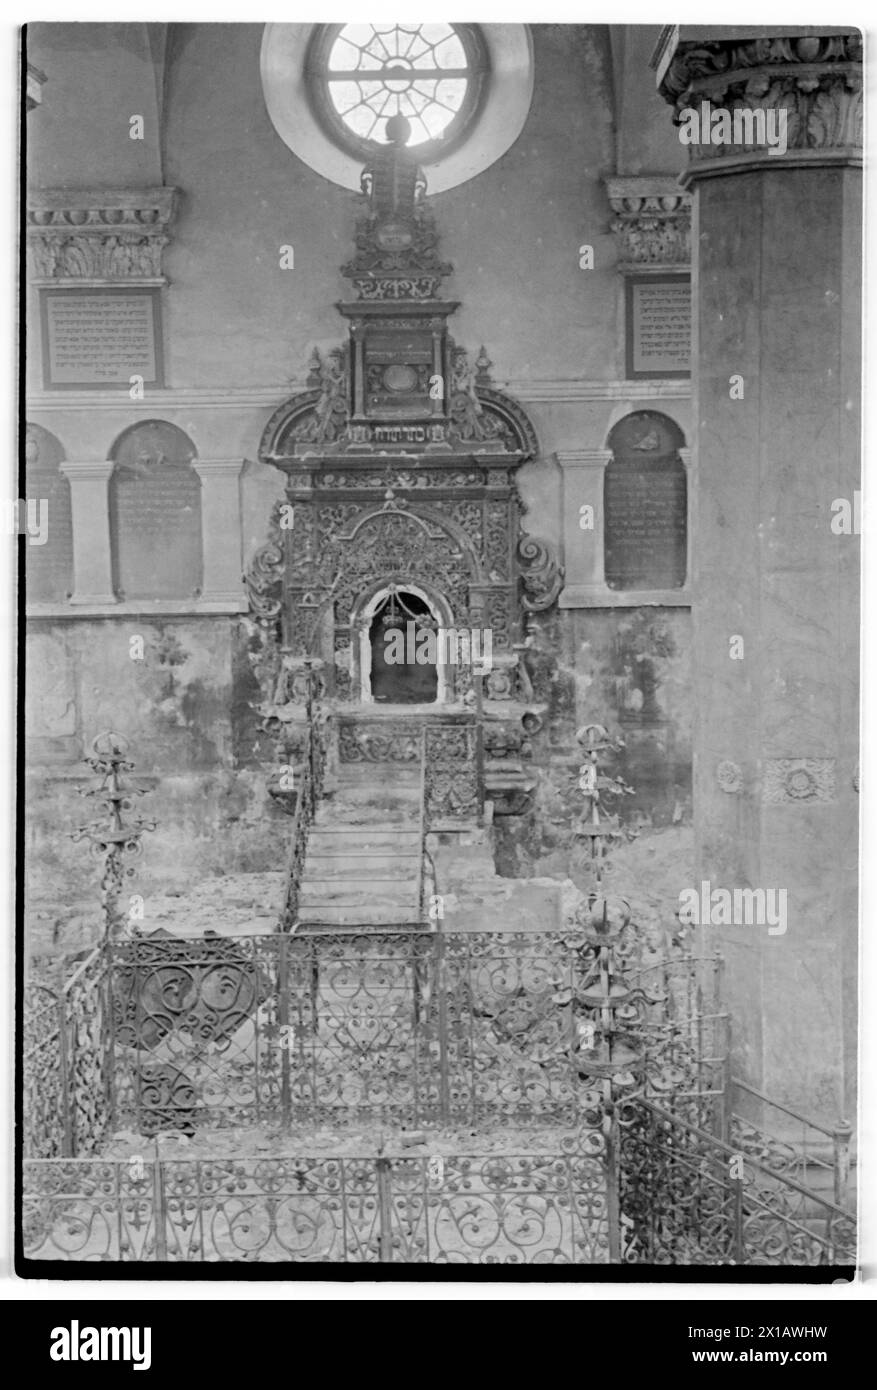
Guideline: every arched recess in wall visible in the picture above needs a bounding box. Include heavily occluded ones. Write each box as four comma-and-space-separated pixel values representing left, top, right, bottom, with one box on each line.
604, 412, 687, 591
109, 421, 202, 601
25, 423, 73, 603
260, 23, 534, 193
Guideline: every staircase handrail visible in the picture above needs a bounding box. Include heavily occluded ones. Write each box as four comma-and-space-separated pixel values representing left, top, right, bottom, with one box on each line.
638, 1097, 855, 1219
729, 1076, 854, 1209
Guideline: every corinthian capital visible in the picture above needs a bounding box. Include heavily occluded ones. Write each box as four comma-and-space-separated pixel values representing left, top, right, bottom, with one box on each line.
27, 187, 177, 284
652, 27, 862, 178
605, 177, 691, 272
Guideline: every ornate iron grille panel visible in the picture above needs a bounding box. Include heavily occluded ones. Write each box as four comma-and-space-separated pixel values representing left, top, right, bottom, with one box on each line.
110, 936, 282, 1133
618, 1100, 856, 1266
23, 983, 65, 1158
22, 1158, 162, 1262
437, 932, 582, 1126
23, 947, 114, 1159
63, 947, 115, 1156
285, 933, 440, 1124
66, 932, 730, 1137
23, 1150, 611, 1265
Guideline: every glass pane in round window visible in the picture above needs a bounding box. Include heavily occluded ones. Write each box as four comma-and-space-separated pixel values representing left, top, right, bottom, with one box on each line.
326, 23, 470, 147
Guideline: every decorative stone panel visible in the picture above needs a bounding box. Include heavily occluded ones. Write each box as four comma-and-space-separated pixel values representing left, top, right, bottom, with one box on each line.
27, 188, 177, 284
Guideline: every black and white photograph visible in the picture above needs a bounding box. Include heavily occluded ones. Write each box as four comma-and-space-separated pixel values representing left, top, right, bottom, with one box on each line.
13, 13, 867, 1294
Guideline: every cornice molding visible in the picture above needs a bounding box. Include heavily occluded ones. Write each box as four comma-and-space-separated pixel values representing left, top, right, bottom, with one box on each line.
27, 187, 178, 283
26, 379, 691, 413
605, 176, 691, 273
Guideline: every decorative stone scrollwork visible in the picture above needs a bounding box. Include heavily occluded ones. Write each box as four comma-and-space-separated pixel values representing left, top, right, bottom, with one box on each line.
424, 724, 479, 824
339, 722, 421, 763
605, 177, 691, 271
655, 30, 863, 167
27, 188, 177, 281
288, 347, 350, 446
244, 499, 285, 627
517, 535, 564, 612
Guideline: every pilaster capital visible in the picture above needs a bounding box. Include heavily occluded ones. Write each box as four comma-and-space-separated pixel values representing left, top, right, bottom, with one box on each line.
605, 177, 691, 273
653, 27, 862, 181
59, 460, 114, 483
556, 449, 613, 469
27, 187, 178, 284
191, 459, 245, 480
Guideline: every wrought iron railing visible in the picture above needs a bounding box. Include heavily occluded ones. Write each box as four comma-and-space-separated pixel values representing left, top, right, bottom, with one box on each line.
21, 929, 857, 1267
37, 930, 718, 1139
618, 1098, 856, 1266
22, 1145, 612, 1264
23, 946, 113, 1159
728, 1078, 854, 1210
22, 1114, 856, 1267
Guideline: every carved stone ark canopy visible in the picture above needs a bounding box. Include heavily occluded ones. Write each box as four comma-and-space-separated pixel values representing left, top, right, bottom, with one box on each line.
260, 116, 536, 462
246, 109, 562, 750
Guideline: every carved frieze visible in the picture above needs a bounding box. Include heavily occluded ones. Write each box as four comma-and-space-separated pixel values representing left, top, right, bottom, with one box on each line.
605, 177, 691, 272
321, 468, 486, 490
27, 188, 177, 282
328, 509, 473, 620
339, 722, 422, 763
654, 30, 862, 169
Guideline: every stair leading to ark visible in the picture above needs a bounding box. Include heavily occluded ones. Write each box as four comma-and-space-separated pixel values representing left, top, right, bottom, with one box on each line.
296, 765, 424, 927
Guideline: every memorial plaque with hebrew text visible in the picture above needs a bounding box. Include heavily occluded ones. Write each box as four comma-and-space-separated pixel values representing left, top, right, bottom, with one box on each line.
40, 288, 163, 389
604, 455, 687, 590
109, 423, 201, 599
626, 275, 691, 379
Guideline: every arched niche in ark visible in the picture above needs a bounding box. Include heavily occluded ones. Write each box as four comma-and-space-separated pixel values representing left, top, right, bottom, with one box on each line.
25, 422, 73, 602
109, 421, 202, 600
604, 411, 687, 591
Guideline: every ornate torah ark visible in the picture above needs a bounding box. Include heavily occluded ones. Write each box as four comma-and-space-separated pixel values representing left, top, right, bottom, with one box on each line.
246, 116, 561, 811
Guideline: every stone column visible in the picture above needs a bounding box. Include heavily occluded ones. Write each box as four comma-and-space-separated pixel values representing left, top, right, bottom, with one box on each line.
557, 450, 612, 606
655, 28, 862, 1120
191, 459, 245, 601
59, 460, 115, 604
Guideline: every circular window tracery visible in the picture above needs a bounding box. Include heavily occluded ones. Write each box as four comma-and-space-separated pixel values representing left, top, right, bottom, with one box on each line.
310, 23, 486, 158
261, 23, 533, 193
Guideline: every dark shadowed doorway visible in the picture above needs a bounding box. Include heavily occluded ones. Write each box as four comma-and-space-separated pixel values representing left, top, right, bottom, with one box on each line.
368, 588, 438, 704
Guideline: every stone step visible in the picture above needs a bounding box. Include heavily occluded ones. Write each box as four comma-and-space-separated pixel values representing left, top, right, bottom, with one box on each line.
305, 845, 422, 867
319, 811, 422, 828
304, 857, 420, 878
309, 825, 420, 846
301, 872, 422, 895
300, 886, 419, 907
297, 905, 424, 926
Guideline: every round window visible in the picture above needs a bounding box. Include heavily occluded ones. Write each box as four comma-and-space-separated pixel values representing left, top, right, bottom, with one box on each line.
308, 23, 487, 156
261, 23, 534, 194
